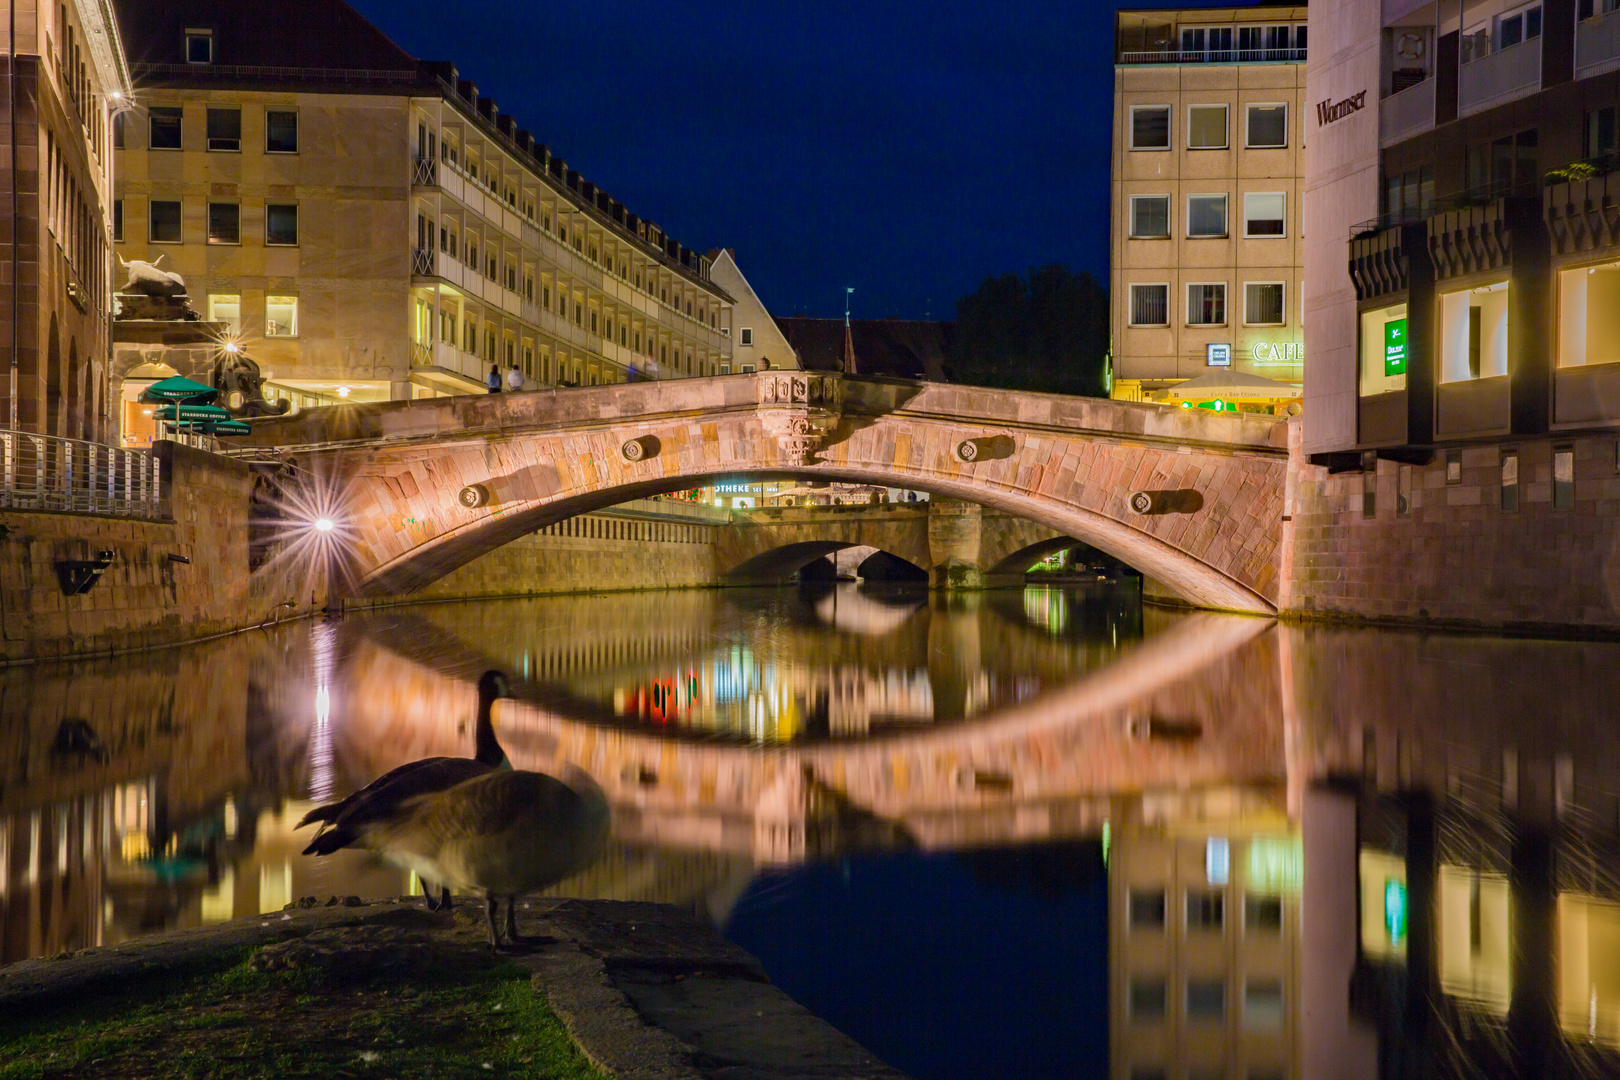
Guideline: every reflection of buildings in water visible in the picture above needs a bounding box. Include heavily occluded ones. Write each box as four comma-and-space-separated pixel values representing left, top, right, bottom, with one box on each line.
811, 586, 924, 636
1110, 788, 1301, 1080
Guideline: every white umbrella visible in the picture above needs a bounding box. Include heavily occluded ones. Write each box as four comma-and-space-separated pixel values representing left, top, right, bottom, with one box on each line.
1161, 370, 1303, 399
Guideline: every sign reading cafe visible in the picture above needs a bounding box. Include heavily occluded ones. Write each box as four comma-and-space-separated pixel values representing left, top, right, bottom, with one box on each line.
1252, 342, 1304, 365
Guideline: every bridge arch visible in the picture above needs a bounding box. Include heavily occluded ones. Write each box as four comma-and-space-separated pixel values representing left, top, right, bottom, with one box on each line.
245, 375, 1286, 613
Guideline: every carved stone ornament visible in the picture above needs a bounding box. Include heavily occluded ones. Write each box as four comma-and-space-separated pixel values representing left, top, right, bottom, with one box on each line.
955, 440, 979, 463
459, 484, 491, 509
621, 435, 660, 462
757, 372, 842, 466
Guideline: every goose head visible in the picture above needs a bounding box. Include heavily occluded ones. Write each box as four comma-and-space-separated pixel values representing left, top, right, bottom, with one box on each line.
474, 670, 512, 767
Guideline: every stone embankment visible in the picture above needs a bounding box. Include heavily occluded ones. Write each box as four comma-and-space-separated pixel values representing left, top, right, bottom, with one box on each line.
0, 897, 909, 1080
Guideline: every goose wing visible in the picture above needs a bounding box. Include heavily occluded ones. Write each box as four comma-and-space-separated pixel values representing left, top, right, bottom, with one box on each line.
302, 758, 496, 856
295, 756, 460, 830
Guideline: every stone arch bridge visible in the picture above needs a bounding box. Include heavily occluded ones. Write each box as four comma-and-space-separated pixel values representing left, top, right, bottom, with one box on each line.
239, 373, 1288, 613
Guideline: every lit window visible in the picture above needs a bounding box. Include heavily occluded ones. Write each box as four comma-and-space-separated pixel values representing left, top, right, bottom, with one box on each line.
1130, 196, 1170, 238
1247, 104, 1288, 148
266, 296, 298, 337
149, 200, 182, 243
208, 294, 242, 334
265, 203, 298, 246
266, 110, 298, 154
206, 108, 240, 152
1244, 192, 1287, 237
1554, 446, 1574, 510
1439, 282, 1508, 382
207, 202, 240, 244
1129, 284, 1169, 327
1244, 283, 1285, 325
1187, 105, 1228, 149
185, 30, 213, 65
149, 106, 183, 150
1130, 106, 1171, 150
1502, 450, 1519, 512
1187, 283, 1227, 326
1188, 194, 1228, 237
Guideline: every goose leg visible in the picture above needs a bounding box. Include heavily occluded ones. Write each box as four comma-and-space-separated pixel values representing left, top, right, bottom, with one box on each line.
438, 885, 454, 913
484, 894, 504, 951
504, 898, 553, 948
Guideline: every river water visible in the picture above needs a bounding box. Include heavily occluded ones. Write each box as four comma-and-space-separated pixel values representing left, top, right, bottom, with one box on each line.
4, 581, 1620, 1080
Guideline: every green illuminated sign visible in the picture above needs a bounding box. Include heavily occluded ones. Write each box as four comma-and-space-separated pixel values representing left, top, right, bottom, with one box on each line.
1384, 319, 1408, 376
1384, 878, 1407, 942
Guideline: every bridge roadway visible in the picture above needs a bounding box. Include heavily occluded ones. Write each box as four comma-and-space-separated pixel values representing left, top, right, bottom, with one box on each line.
238, 373, 1290, 613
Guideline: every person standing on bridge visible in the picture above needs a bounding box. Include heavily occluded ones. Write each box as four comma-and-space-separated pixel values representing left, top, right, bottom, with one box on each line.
506, 363, 525, 393
487, 364, 501, 394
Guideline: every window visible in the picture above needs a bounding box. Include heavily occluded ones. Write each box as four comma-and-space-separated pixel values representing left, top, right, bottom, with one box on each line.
208, 294, 241, 334
1245, 283, 1285, 325
1130, 890, 1167, 929
1589, 105, 1619, 160
1447, 449, 1463, 484
1244, 980, 1284, 1029
1502, 450, 1519, 512
1130, 196, 1170, 238
1558, 265, 1620, 367
1245, 103, 1287, 148
149, 200, 182, 243
1187, 283, 1226, 326
112, 112, 124, 149
205, 108, 240, 151
1187, 891, 1225, 930
1398, 464, 1412, 516
149, 106, 183, 150
1384, 165, 1434, 221
112, 199, 123, 242
266, 110, 298, 153
1440, 283, 1508, 382
1498, 3, 1543, 50
266, 296, 298, 337
1187, 105, 1228, 149
740, 327, 754, 346
1130, 106, 1171, 150
1186, 980, 1225, 1021
1130, 979, 1168, 1020
1188, 194, 1228, 237
207, 202, 240, 244
1246, 894, 1284, 932
265, 203, 299, 246
1130, 284, 1169, 326
1244, 193, 1286, 237
186, 30, 213, 64
1467, 130, 1537, 195
1555, 447, 1574, 510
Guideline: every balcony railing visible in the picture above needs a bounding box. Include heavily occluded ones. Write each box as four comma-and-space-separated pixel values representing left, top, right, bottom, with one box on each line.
1459, 37, 1541, 117
412, 155, 437, 187
0, 431, 162, 518
1117, 46, 1306, 65
412, 247, 436, 277
1576, 6, 1620, 79
1380, 77, 1435, 149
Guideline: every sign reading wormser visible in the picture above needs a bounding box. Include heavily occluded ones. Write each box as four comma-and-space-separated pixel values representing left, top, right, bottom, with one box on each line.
1316, 90, 1367, 127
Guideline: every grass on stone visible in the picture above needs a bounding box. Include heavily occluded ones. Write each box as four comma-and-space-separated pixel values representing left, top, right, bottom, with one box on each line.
0, 944, 606, 1080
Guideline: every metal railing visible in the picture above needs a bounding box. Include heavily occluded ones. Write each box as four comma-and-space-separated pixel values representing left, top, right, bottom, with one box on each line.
1117, 47, 1306, 64
412, 247, 437, 277
131, 62, 418, 84
0, 431, 162, 518
412, 155, 438, 187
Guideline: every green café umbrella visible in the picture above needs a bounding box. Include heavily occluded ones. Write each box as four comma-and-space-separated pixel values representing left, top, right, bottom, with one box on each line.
140, 375, 219, 404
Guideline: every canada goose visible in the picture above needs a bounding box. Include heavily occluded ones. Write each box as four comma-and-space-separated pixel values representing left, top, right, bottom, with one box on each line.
317, 766, 610, 951
298, 669, 513, 910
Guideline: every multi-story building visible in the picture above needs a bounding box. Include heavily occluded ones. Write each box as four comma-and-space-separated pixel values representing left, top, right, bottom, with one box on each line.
706, 249, 798, 372
1307, 0, 1620, 458
1111, 6, 1309, 405
0, 0, 131, 444
110, 0, 732, 444
1110, 792, 1302, 1080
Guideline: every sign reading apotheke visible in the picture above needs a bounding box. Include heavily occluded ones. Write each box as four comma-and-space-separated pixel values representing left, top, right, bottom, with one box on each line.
1384, 319, 1408, 376
1316, 90, 1367, 127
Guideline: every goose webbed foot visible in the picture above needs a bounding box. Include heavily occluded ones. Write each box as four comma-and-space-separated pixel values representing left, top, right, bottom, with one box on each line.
504, 899, 555, 949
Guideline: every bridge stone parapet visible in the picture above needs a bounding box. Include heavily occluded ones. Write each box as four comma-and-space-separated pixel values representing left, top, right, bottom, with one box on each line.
237, 374, 1288, 613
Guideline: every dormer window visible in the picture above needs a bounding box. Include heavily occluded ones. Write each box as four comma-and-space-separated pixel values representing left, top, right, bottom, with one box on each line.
185, 29, 213, 64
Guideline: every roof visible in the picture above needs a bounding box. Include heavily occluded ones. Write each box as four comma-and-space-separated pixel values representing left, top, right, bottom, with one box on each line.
775, 317, 951, 381
115, 0, 419, 74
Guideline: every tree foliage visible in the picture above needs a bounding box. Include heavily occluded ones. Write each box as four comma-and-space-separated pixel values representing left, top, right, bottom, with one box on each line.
945, 265, 1110, 397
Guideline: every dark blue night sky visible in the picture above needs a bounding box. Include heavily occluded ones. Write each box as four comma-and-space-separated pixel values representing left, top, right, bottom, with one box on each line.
350, 0, 1127, 321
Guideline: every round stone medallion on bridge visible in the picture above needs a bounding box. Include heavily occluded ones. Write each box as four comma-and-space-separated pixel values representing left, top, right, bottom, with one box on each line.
236, 375, 1289, 613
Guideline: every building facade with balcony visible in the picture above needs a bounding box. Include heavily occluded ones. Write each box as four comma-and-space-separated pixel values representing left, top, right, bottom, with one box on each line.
0, 0, 132, 445
1111, 6, 1309, 405
109, 0, 732, 443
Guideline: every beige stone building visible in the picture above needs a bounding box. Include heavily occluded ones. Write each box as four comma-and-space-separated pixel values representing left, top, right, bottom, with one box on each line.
1110, 791, 1302, 1080
1111, 7, 1308, 404
707, 249, 797, 372
110, 0, 732, 446
0, 0, 131, 444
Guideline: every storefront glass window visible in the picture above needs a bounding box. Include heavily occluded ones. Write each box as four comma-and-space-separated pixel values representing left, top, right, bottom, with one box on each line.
1359, 302, 1408, 395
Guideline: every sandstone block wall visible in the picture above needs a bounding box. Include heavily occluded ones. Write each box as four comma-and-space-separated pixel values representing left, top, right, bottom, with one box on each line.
0, 443, 323, 664
1280, 418, 1620, 632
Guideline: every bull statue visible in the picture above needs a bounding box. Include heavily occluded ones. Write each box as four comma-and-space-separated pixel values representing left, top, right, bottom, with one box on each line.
118, 254, 187, 297
212, 347, 291, 417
